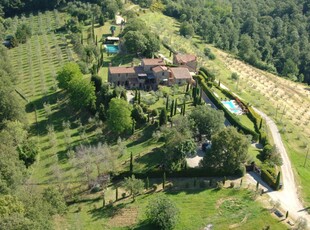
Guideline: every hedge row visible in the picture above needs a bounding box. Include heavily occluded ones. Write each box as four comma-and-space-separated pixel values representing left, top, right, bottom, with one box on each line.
195, 75, 259, 141
111, 167, 245, 181
198, 70, 208, 82
261, 168, 277, 190
199, 67, 215, 81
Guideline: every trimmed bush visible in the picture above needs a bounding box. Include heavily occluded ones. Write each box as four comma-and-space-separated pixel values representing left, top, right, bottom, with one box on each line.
199, 67, 215, 81
261, 168, 277, 190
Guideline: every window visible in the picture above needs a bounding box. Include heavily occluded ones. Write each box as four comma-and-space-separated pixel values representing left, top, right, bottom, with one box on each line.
162, 72, 164, 76
118, 74, 120, 77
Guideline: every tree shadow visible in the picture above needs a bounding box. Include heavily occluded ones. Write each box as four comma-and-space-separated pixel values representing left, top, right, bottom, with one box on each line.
127, 125, 157, 148
89, 203, 126, 221
132, 220, 155, 230
135, 147, 164, 171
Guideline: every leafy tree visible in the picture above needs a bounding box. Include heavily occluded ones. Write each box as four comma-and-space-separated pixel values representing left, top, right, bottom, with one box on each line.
122, 175, 144, 201
15, 23, 31, 44
56, 62, 82, 89
67, 77, 96, 109
179, 22, 194, 37
131, 104, 146, 125
189, 105, 225, 139
200, 127, 250, 174
107, 98, 133, 135
146, 195, 179, 230
42, 187, 67, 215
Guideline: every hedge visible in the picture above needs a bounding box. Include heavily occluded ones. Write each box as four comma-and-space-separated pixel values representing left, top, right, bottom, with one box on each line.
261, 168, 278, 190
111, 168, 236, 181
199, 67, 215, 81
198, 70, 208, 82
195, 75, 259, 141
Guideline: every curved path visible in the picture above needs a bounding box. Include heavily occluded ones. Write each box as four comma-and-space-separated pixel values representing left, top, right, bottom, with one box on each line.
253, 108, 310, 224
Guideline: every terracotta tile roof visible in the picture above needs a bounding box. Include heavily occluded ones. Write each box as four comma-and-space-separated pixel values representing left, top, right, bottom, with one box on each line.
170, 67, 192, 79
142, 58, 165, 66
152, 65, 168, 73
109, 66, 145, 75
174, 54, 196, 64
109, 66, 135, 74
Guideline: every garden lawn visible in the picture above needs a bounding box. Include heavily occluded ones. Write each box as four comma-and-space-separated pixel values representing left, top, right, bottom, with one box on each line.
65, 186, 286, 230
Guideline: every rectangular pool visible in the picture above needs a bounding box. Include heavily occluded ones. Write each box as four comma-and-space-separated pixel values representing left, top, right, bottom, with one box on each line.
105, 44, 119, 54
222, 100, 242, 115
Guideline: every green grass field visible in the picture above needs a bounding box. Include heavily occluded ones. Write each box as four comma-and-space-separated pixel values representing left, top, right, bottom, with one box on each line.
64, 186, 286, 230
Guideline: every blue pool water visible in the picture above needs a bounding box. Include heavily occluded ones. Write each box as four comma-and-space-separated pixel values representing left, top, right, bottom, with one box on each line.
105, 45, 119, 53
222, 100, 242, 114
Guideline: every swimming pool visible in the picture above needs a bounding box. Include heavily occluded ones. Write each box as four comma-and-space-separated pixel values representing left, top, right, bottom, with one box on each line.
222, 100, 242, 115
105, 44, 119, 54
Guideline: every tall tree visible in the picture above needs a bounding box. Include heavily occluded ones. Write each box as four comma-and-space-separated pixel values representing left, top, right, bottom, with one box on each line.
200, 127, 250, 174
107, 98, 133, 135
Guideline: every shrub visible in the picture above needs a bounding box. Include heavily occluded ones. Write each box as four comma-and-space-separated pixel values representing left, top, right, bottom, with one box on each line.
146, 195, 179, 230
199, 67, 215, 82
122, 192, 126, 198
216, 181, 223, 190
261, 168, 277, 190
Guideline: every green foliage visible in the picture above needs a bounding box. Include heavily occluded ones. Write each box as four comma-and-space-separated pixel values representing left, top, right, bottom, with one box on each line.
42, 187, 67, 215
195, 75, 259, 141
67, 77, 96, 109
231, 72, 239, 81
91, 75, 102, 92
146, 195, 179, 230
199, 67, 215, 82
204, 47, 216, 60
201, 127, 249, 174
275, 172, 281, 190
131, 104, 146, 125
122, 175, 144, 201
189, 105, 225, 139
107, 98, 133, 135
261, 168, 277, 190
56, 62, 82, 89
15, 23, 31, 44
122, 18, 160, 57
159, 108, 167, 126
179, 22, 194, 37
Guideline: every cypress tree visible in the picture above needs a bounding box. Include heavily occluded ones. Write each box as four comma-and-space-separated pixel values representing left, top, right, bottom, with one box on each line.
166, 96, 169, 110
163, 172, 166, 189
256, 181, 259, 191
170, 99, 174, 117
95, 35, 98, 46
102, 193, 105, 207
285, 211, 289, 219
276, 172, 281, 190
218, 80, 221, 87
159, 108, 167, 126
81, 33, 83, 44
259, 119, 263, 129
222, 176, 226, 185
174, 99, 177, 115
115, 187, 118, 201
130, 152, 133, 174
182, 101, 186, 116
132, 119, 135, 134
186, 82, 190, 92
138, 91, 141, 104
240, 178, 243, 187
134, 90, 138, 102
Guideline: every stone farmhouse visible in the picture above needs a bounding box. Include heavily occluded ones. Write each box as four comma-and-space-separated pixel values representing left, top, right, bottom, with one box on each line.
108, 54, 197, 90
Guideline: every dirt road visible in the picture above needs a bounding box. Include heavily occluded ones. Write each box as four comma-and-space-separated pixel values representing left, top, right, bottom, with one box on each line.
253, 108, 310, 224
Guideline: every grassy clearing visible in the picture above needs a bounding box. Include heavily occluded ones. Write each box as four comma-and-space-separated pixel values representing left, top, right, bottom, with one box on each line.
65, 185, 286, 230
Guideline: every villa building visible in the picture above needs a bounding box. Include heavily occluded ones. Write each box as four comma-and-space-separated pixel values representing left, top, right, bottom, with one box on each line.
173, 53, 197, 72
108, 56, 196, 90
